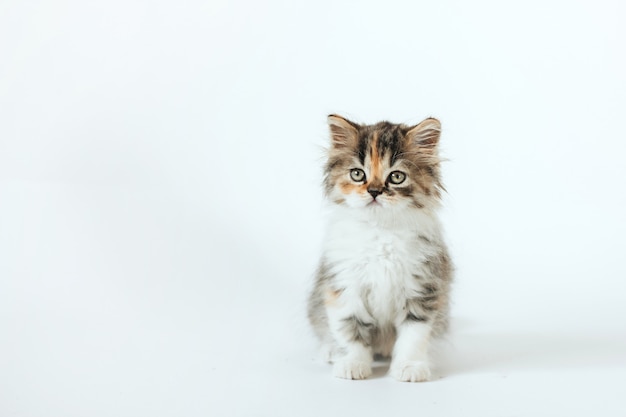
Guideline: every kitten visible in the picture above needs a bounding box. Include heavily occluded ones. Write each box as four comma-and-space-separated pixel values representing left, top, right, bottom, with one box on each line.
307, 115, 452, 382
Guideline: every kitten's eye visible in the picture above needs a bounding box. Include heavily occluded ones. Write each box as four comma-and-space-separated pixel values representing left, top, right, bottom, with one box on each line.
388, 171, 406, 184
350, 169, 366, 182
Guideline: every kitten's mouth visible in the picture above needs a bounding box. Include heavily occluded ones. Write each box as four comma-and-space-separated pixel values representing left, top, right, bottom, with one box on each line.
367, 200, 381, 207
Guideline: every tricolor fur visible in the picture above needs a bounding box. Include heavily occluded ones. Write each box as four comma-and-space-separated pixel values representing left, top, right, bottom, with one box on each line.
308, 115, 453, 382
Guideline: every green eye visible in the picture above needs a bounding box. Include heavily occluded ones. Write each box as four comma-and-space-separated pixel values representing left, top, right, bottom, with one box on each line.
350, 168, 366, 182
388, 171, 406, 184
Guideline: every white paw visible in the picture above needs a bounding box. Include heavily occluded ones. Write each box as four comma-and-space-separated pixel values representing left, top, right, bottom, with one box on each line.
333, 360, 372, 380
390, 361, 431, 382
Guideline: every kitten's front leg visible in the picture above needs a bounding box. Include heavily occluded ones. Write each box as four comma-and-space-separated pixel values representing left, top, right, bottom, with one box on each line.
389, 318, 433, 382
326, 300, 374, 380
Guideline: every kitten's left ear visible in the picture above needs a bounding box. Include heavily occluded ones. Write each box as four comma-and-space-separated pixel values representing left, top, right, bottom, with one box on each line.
407, 118, 441, 148
327, 114, 359, 149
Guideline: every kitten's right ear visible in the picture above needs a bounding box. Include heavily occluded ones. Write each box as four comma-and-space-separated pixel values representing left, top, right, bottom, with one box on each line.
327, 114, 358, 149
406, 118, 441, 149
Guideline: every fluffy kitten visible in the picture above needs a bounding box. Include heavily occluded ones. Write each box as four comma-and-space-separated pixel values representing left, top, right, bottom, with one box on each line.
307, 115, 452, 382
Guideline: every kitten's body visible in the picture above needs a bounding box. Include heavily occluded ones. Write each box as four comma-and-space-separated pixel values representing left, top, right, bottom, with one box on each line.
308, 115, 452, 382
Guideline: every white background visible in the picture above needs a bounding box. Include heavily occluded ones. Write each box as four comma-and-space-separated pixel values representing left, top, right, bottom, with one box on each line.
1, 0, 625, 416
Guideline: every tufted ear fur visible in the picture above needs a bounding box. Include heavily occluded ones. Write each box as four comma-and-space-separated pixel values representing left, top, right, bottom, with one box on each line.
327, 114, 359, 149
406, 118, 441, 150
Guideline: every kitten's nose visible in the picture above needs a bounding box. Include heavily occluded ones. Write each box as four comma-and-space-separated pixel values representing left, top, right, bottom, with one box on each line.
368, 188, 382, 199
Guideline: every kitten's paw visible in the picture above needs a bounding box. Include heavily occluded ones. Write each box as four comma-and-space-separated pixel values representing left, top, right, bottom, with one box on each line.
390, 361, 431, 382
333, 360, 372, 380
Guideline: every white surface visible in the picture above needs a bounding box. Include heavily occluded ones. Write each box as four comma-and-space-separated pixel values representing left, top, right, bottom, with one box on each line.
1, 1, 625, 416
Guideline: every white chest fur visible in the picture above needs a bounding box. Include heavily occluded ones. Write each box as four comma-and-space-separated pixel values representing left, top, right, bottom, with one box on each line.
322, 207, 442, 325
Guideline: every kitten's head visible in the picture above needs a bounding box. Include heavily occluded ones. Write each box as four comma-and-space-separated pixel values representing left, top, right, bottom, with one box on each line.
324, 115, 444, 211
